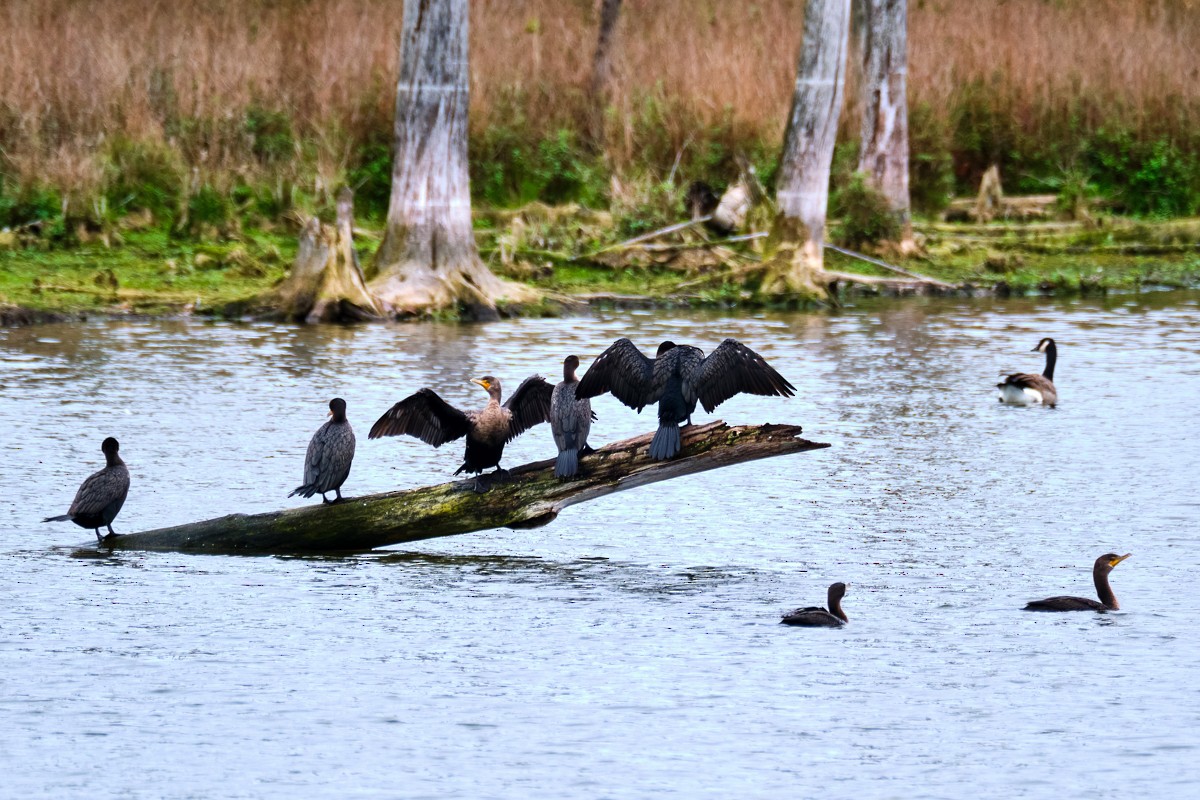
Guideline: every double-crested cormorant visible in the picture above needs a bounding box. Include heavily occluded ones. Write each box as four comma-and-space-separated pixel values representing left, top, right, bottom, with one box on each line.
998, 337, 1058, 406
1024, 553, 1131, 612
43, 437, 130, 543
551, 355, 596, 478
289, 397, 356, 504
369, 375, 553, 489
781, 582, 848, 627
576, 338, 795, 460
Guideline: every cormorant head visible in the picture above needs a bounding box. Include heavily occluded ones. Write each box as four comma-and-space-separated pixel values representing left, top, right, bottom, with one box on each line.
1032, 337, 1056, 353
563, 355, 580, 381
328, 398, 348, 420
656, 341, 677, 357
101, 437, 120, 455
472, 376, 502, 397
828, 582, 848, 601
1094, 553, 1131, 574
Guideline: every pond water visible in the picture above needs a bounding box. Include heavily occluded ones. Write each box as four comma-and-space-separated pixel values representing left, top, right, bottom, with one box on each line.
2, 292, 1199, 798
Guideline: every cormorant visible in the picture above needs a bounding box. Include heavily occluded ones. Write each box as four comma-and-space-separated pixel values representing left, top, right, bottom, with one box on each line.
289, 397, 356, 504
998, 337, 1058, 406
43, 437, 130, 543
1024, 553, 1131, 612
781, 583, 848, 627
369, 375, 553, 490
576, 338, 795, 460
551, 355, 596, 478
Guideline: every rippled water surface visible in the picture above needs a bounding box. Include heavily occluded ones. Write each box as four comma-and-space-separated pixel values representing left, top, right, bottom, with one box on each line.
3, 293, 1199, 798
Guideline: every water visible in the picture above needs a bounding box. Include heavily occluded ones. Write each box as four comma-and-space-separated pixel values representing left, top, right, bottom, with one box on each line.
2, 293, 1199, 798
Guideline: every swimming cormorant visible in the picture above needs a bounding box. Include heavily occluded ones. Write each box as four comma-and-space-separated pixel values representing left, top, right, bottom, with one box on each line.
781, 582, 848, 627
576, 338, 795, 460
998, 337, 1058, 406
1024, 553, 1131, 612
369, 375, 553, 489
43, 437, 130, 543
289, 397, 356, 504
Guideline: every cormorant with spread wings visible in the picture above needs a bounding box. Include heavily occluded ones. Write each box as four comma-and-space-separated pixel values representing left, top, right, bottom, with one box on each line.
576, 338, 795, 460
369, 375, 553, 489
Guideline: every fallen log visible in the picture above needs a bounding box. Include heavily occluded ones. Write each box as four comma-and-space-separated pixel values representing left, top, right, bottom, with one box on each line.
102, 422, 828, 555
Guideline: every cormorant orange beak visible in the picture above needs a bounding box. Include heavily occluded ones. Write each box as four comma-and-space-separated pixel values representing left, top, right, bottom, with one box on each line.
471, 378, 488, 389
1111, 553, 1132, 567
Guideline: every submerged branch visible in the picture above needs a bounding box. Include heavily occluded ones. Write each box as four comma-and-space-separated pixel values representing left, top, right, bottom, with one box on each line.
101, 422, 828, 555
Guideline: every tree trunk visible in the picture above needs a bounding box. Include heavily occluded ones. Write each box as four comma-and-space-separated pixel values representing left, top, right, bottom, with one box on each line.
240, 188, 380, 323
587, 0, 624, 148
369, 0, 536, 320
99, 422, 828, 555
857, 0, 914, 250
761, 0, 852, 301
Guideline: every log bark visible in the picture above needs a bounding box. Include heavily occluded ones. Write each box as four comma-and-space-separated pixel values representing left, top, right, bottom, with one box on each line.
369, 0, 536, 320
101, 422, 828, 555
761, 0, 852, 301
241, 188, 380, 323
857, 0, 914, 250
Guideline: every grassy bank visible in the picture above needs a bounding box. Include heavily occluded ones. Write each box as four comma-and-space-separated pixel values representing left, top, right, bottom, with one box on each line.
2, 0, 1199, 239
3, 211, 1198, 322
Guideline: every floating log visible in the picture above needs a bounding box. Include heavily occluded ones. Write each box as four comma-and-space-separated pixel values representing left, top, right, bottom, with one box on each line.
102, 422, 828, 556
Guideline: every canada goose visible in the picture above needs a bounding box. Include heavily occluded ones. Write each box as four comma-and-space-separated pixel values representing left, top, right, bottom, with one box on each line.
43, 437, 130, 543
781, 582, 848, 627
1024, 553, 1131, 611
289, 398, 356, 504
998, 337, 1057, 406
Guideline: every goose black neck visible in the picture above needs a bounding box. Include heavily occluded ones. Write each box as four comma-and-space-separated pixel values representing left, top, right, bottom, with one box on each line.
1093, 562, 1118, 610
1043, 341, 1057, 381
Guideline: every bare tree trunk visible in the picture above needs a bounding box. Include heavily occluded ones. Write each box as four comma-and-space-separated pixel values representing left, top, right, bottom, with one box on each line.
761, 0, 852, 301
240, 188, 380, 323
587, 0, 623, 147
857, 0, 914, 249
369, 0, 536, 320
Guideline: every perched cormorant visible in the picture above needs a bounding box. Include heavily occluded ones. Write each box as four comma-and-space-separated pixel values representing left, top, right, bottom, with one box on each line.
551, 355, 597, 478
289, 397, 356, 504
998, 337, 1058, 406
369, 375, 553, 489
1024, 553, 1131, 612
43, 437, 130, 543
781, 583, 848, 627
576, 338, 795, 460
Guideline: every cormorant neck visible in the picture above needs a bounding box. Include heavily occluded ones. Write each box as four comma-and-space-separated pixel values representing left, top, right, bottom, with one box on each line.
1094, 564, 1118, 610
105, 452, 125, 468
331, 409, 348, 423
563, 364, 577, 383
487, 385, 503, 404
828, 589, 848, 622
1043, 342, 1057, 381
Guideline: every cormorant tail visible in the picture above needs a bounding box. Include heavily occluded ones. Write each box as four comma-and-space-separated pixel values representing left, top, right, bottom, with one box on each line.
42, 514, 72, 523
288, 484, 316, 499
649, 424, 681, 460
555, 448, 579, 478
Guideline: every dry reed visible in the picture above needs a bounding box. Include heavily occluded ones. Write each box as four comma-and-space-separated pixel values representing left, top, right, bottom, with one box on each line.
0, 0, 1196, 209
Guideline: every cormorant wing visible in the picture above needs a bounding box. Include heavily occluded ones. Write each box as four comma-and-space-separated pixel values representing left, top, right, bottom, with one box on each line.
503, 375, 554, 441
576, 338, 656, 410
304, 422, 355, 488
687, 338, 797, 413
368, 388, 472, 446
68, 468, 126, 517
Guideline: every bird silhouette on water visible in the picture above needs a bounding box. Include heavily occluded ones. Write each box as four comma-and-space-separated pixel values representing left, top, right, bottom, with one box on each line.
43, 437, 130, 544
290, 398, 356, 504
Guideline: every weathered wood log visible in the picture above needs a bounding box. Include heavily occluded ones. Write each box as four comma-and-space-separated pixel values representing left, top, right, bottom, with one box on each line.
103, 422, 828, 555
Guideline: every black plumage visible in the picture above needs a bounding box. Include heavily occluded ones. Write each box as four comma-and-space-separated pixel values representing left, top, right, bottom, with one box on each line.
289, 398, 356, 504
781, 582, 849, 627
43, 437, 130, 543
369, 375, 553, 487
998, 337, 1058, 406
1024, 553, 1131, 612
551, 355, 597, 478
576, 338, 796, 460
